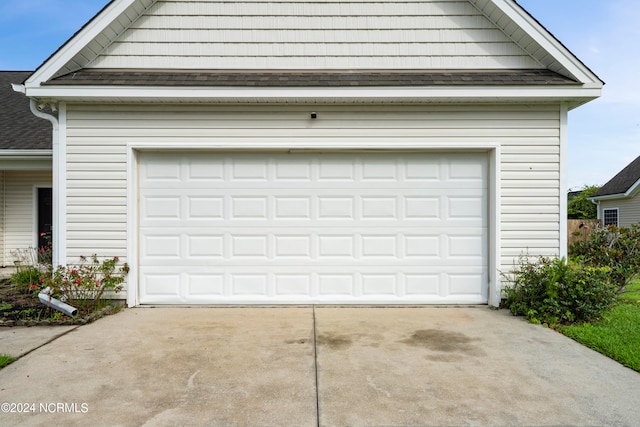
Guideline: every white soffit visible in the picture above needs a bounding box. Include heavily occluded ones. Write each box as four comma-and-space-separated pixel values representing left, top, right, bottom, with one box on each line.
26, 0, 155, 85
470, 0, 603, 85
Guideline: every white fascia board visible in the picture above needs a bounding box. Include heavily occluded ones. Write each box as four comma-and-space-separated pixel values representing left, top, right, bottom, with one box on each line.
488, 0, 603, 85
0, 151, 52, 170
589, 194, 626, 202
25, 84, 602, 103
26, 0, 138, 86
0, 150, 52, 157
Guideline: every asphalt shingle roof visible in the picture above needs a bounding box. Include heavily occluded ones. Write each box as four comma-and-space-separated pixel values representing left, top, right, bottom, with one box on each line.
0, 71, 52, 150
593, 155, 640, 197
47, 69, 578, 87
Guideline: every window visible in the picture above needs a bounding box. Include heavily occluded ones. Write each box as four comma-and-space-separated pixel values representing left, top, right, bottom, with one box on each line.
603, 208, 619, 227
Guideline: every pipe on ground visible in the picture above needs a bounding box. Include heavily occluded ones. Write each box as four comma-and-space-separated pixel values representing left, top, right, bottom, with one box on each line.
38, 287, 77, 317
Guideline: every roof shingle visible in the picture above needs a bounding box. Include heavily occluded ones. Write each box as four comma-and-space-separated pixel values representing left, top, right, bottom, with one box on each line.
593, 155, 640, 197
46, 69, 579, 87
592, 156, 640, 197
0, 71, 52, 150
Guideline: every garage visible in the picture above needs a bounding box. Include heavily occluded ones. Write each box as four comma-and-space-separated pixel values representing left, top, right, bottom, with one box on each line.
137, 151, 488, 304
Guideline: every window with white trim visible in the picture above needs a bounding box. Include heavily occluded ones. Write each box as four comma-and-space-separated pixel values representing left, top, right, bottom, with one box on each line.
603, 208, 619, 227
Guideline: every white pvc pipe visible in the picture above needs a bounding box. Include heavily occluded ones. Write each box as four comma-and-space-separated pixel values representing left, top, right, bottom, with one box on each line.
38, 288, 77, 317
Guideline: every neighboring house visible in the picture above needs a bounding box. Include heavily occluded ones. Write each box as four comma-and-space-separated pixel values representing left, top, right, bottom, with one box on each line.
12, 0, 602, 306
590, 155, 640, 227
0, 71, 53, 268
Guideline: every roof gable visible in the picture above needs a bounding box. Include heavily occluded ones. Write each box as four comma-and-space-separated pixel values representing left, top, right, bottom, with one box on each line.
20, 0, 602, 106
0, 71, 52, 150
592, 155, 640, 199
86, 0, 543, 71
27, 0, 603, 83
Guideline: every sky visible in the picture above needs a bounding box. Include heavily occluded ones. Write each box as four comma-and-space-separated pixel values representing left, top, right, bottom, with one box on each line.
1, 0, 639, 191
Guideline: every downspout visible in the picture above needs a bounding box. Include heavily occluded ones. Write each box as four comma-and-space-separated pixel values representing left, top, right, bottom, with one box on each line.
26, 97, 61, 268
591, 198, 601, 221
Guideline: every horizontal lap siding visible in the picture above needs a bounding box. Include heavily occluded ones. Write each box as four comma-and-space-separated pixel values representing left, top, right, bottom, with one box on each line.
599, 198, 640, 228
90, 0, 540, 69
0, 172, 3, 265
65, 104, 560, 274
3, 171, 52, 265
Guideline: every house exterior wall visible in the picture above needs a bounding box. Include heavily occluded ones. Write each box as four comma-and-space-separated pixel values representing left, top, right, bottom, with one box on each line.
63, 103, 562, 285
89, 0, 542, 69
2, 170, 52, 266
0, 171, 4, 266
598, 197, 640, 228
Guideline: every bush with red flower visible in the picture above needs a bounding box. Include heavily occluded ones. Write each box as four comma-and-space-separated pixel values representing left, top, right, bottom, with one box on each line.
42, 254, 130, 312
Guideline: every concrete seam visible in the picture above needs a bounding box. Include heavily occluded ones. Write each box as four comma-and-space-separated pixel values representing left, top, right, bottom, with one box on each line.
13, 325, 81, 362
313, 305, 320, 427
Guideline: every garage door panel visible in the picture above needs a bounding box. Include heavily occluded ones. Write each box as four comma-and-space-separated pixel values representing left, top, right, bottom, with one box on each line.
139, 267, 487, 304
139, 152, 488, 304
188, 197, 224, 219
139, 230, 485, 264
141, 196, 181, 220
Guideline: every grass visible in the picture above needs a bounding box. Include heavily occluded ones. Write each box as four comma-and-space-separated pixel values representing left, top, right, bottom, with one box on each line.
0, 354, 16, 369
558, 280, 640, 372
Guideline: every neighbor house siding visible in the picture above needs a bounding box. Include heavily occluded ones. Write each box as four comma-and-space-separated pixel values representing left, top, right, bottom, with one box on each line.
64, 103, 561, 275
89, 0, 542, 70
3, 170, 52, 265
599, 198, 640, 228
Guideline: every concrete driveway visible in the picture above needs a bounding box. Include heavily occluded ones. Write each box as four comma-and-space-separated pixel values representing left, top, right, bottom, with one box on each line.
1, 307, 638, 426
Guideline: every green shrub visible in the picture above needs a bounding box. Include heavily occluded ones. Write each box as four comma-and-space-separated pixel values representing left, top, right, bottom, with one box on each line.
502, 256, 617, 325
570, 224, 640, 294
41, 254, 129, 312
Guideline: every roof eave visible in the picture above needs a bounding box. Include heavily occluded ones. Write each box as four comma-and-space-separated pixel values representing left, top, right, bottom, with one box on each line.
0, 149, 52, 157
474, 0, 604, 86
590, 178, 640, 202
26, 0, 137, 85
24, 84, 602, 106
0, 150, 53, 170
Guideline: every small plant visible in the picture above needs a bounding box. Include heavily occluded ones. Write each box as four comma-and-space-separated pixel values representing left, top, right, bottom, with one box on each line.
0, 354, 16, 369
502, 255, 617, 325
9, 237, 50, 296
10, 266, 45, 295
42, 254, 129, 312
37, 232, 53, 265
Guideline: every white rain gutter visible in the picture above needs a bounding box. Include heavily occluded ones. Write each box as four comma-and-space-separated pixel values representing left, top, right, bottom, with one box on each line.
12, 84, 62, 267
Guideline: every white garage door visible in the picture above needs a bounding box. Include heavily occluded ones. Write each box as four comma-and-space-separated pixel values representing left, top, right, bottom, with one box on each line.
138, 151, 488, 304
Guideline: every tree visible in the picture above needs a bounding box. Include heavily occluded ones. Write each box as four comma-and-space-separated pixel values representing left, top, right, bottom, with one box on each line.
568, 185, 600, 219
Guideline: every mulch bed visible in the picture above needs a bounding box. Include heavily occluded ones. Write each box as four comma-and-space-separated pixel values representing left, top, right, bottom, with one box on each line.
0, 279, 122, 327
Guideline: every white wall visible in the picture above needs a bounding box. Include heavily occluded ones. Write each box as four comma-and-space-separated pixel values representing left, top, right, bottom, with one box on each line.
0, 171, 4, 265
2, 170, 52, 266
64, 103, 561, 277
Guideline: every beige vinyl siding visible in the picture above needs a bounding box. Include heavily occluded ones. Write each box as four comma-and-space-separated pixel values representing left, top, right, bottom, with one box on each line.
89, 0, 541, 69
0, 172, 4, 266
2, 171, 52, 265
65, 103, 561, 274
599, 198, 640, 228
